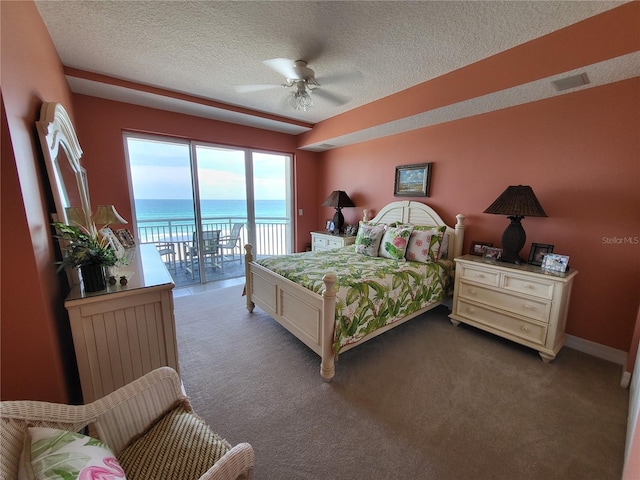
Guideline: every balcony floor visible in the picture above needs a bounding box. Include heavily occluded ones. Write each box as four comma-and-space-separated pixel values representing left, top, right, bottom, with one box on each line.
165, 254, 246, 292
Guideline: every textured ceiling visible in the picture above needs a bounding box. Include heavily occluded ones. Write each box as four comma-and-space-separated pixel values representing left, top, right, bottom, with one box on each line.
35, 1, 635, 150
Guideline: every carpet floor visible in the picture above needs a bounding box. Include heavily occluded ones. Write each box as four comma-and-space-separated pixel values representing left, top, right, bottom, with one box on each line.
174, 285, 628, 480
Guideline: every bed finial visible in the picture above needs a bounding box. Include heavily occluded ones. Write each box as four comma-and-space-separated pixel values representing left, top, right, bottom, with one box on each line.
363, 209, 370, 222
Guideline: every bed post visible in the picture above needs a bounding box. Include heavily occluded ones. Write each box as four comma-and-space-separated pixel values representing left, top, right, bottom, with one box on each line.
244, 244, 255, 313
320, 273, 337, 382
453, 214, 466, 258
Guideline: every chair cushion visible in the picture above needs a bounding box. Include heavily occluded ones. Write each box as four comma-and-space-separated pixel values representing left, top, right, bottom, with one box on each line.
19, 427, 126, 480
117, 405, 231, 480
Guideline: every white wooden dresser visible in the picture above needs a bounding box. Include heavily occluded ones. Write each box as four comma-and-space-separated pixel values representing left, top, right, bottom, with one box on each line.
449, 254, 578, 362
65, 244, 179, 403
310, 231, 356, 252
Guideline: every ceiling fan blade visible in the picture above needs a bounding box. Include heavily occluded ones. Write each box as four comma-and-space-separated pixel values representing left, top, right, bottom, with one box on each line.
316, 70, 364, 86
262, 58, 299, 79
234, 84, 283, 93
313, 88, 348, 106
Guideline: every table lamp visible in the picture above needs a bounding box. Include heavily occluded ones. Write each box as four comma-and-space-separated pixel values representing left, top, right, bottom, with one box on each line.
321, 191, 355, 234
92, 204, 128, 227
484, 185, 547, 264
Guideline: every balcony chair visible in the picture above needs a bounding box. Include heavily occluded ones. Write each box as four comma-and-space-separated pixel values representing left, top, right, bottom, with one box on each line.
0, 367, 255, 480
184, 230, 222, 278
156, 242, 176, 271
218, 223, 244, 268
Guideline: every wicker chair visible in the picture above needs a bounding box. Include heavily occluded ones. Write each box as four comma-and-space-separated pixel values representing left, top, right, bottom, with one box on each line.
0, 367, 254, 480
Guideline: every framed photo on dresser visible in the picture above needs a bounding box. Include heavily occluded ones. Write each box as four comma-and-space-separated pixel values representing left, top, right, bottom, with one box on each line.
528, 243, 554, 266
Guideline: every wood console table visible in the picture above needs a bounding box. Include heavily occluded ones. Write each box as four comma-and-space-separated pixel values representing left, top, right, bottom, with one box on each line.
65, 244, 179, 403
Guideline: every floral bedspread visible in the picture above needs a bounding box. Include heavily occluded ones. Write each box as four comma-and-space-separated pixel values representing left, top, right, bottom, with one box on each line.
255, 246, 454, 353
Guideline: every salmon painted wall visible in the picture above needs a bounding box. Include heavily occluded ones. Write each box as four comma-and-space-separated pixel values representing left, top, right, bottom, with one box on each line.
1, 1, 80, 402
320, 78, 639, 353
70, 94, 321, 253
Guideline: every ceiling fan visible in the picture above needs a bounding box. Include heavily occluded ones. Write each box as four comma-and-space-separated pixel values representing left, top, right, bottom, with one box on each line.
234, 58, 362, 111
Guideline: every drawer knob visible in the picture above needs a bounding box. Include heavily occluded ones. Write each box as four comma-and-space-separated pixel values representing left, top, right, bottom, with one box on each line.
476, 273, 485, 278
468, 288, 477, 296
465, 307, 475, 314
523, 304, 533, 311
521, 325, 530, 333
523, 283, 532, 289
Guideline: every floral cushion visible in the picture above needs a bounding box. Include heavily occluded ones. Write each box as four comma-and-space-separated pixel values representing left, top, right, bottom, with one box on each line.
354, 222, 386, 257
406, 225, 446, 262
19, 427, 126, 480
378, 225, 414, 260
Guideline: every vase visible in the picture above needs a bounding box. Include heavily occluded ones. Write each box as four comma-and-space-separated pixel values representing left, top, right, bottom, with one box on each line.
80, 264, 106, 292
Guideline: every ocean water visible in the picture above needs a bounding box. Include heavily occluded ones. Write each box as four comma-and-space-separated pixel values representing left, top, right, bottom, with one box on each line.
135, 199, 286, 224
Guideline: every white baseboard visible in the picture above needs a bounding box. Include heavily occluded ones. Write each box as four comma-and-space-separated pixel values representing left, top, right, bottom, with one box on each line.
565, 334, 627, 365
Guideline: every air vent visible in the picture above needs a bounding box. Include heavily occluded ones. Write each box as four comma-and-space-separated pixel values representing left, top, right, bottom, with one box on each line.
319, 143, 335, 149
552, 73, 590, 91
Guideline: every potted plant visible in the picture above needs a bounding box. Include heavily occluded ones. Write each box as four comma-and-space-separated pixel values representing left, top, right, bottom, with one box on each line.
53, 222, 118, 292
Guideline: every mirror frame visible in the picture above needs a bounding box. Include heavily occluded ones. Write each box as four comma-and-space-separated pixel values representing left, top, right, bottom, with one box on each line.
36, 102, 92, 226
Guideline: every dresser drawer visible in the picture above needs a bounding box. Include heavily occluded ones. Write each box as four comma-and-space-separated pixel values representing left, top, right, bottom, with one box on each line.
458, 264, 500, 287
312, 236, 329, 248
502, 273, 554, 300
326, 237, 345, 249
458, 282, 551, 323
456, 299, 547, 346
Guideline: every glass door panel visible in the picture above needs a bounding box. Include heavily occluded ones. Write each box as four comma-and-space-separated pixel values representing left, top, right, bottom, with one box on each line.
251, 152, 292, 257
194, 145, 246, 282
125, 135, 199, 286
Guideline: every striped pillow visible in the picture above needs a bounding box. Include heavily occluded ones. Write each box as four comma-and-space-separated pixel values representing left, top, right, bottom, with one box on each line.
118, 405, 230, 479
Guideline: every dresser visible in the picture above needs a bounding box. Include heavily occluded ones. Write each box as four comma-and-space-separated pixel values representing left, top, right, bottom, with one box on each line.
310, 231, 356, 252
65, 244, 179, 403
449, 255, 578, 362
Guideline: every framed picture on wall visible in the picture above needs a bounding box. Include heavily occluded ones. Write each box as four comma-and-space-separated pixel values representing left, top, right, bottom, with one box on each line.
394, 162, 432, 197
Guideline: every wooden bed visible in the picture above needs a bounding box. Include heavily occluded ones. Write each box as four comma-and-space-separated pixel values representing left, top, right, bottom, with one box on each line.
244, 201, 465, 381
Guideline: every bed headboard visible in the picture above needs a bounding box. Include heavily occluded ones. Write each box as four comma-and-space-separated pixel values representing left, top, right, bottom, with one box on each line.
369, 201, 465, 260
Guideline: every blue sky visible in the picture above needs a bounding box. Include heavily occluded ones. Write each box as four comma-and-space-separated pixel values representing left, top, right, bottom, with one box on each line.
126, 137, 288, 200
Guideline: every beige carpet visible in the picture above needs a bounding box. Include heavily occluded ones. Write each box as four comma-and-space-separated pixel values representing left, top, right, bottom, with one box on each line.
174, 286, 628, 480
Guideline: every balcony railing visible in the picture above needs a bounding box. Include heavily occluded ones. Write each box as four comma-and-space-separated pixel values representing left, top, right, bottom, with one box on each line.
136, 216, 290, 259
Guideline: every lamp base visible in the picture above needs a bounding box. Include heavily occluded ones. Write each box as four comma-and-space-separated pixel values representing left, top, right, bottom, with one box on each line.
332, 208, 345, 234
500, 216, 526, 264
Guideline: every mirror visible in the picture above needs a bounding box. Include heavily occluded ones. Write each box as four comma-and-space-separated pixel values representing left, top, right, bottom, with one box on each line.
36, 102, 91, 227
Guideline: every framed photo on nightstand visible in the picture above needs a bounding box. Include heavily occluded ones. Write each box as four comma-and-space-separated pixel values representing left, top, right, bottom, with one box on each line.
483, 247, 503, 262
528, 243, 554, 266
541, 253, 570, 273
470, 241, 493, 256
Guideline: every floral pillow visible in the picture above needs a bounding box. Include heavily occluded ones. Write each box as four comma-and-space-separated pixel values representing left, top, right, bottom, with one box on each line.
19, 427, 126, 480
354, 222, 386, 257
378, 225, 414, 260
406, 225, 446, 262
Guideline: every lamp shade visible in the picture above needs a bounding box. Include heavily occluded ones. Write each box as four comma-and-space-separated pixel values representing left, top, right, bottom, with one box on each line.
484, 186, 547, 264
92, 205, 128, 226
483, 185, 547, 218
321, 191, 355, 209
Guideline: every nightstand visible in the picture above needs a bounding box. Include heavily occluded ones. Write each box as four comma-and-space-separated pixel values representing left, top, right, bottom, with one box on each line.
310, 231, 356, 252
449, 254, 578, 362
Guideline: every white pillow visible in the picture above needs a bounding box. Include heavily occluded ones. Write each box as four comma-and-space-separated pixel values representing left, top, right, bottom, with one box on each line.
354, 222, 385, 257
19, 427, 126, 480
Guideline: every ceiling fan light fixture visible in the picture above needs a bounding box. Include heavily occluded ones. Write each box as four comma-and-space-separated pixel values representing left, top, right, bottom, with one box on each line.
288, 89, 313, 111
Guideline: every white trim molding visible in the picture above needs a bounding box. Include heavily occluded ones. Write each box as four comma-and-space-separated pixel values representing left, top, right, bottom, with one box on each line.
565, 334, 629, 386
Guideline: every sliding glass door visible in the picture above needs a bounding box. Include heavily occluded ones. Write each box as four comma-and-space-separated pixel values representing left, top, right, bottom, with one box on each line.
124, 134, 293, 286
